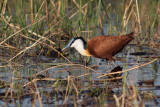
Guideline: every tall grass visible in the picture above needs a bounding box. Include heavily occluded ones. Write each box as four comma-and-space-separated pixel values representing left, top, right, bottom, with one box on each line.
0, 0, 159, 106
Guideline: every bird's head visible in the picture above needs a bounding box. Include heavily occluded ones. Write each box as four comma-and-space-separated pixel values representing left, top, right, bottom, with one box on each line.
62, 37, 87, 51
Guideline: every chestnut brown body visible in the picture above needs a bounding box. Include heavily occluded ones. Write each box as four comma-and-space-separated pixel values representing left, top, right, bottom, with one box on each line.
87, 32, 134, 61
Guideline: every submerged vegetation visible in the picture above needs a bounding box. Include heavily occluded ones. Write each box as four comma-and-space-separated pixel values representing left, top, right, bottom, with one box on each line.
0, 0, 160, 106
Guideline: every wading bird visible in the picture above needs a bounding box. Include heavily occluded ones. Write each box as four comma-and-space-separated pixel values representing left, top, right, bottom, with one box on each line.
62, 32, 134, 66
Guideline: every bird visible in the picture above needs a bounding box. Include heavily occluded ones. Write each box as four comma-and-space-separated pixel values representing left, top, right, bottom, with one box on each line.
62, 32, 134, 66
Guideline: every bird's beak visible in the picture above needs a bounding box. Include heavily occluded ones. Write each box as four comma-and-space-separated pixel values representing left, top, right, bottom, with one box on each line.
62, 45, 69, 51
62, 38, 74, 51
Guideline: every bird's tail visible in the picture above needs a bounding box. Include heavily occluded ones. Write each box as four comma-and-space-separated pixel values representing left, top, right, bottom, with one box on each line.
127, 32, 134, 36
126, 32, 134, 39
126, 32, 141, 37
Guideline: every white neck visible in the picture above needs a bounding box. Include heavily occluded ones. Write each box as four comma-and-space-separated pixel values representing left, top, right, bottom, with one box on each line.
74, 45, 91, 56
70, 38, 91, 56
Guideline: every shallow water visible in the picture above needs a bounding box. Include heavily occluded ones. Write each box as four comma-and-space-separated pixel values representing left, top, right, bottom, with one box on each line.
0, 44, 159, 106
0, 0, 160, 106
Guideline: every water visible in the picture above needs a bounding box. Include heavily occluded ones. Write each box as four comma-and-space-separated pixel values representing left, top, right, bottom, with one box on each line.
0, 0, 160, 106
0, 44, 159, 106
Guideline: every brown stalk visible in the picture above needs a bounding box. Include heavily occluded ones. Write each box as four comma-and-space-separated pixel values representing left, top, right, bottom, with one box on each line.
123, 0, 133, 29
0, 8, 55, 46
70, 76, 79, 97
31, 0, 34, 23
63, 76, 71, 104
73, 0, 85, 14
32, 63, 99, 79
102, 3, 111, 21
23, 78, 63, 87
50, 0, 60, 19
1, 0, 7, 19
113, 94, 120, 107
121, 88, 125, 107
19, 33, 71, 63
32, 94, 37, 107
57, 0, 61, 17
99, 16, 104, 35
135, 0, 142, 33
34, 81, 43, 107
9, 37, 42, 61
45, 0, 50, 28
124, 5, 134, 29
50, 0, 56, 7
4, 62, 16, 98
97, 58, 158, 78
35, 0, 45, 19
3, 7, 75, 61
69, 3, 88, 19
157, 1, 160, 18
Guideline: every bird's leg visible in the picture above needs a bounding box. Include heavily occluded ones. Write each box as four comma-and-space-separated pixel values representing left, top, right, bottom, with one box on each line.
112, 61, 117, 67
106, 58, 117, 67
106, 57, 117, 67
126, 48, 131, 66
97, 58, 101, 65
107, 61, 112, 67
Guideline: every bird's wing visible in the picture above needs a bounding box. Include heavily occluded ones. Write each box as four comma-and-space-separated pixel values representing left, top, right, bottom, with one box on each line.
88, 35, 132, 58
